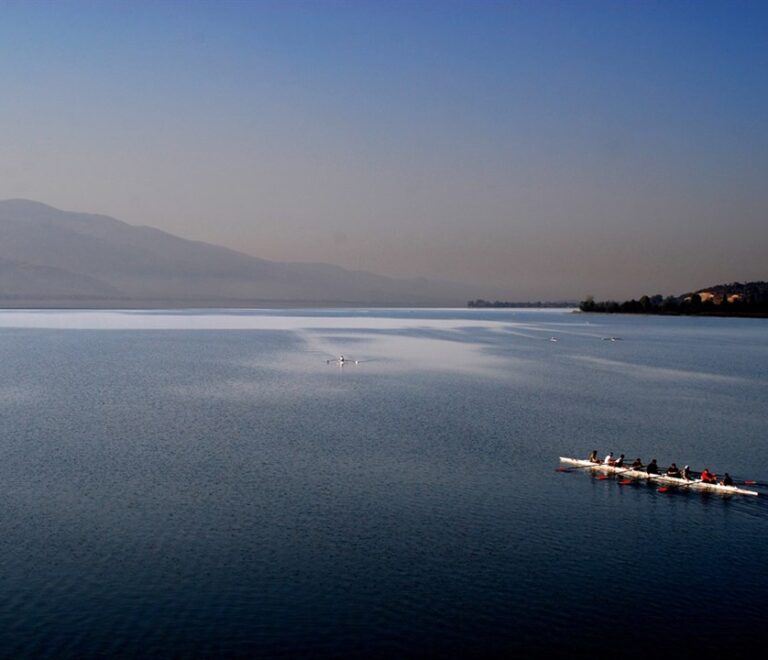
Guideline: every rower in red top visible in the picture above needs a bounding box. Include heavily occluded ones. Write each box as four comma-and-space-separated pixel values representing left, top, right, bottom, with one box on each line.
700, 468, 718, 484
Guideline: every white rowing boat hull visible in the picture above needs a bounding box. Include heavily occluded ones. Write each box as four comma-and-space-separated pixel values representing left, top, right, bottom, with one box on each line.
559, 457, 759, 496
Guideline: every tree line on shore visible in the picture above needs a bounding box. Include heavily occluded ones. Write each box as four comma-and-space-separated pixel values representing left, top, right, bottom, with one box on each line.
579, 281, 768, 317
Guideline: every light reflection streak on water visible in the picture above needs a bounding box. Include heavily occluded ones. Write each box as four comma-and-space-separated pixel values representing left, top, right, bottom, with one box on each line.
297, 330, 519, 377
0, 309, 561, 376
0, 309, 550, 331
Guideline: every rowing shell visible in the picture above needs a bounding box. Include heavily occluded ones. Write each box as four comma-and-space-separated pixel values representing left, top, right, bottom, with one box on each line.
559, 457, 759, 496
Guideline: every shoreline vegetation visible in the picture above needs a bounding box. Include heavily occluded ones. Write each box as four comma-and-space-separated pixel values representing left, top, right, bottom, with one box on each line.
467, 299, 576, 308
578, 281, 768, 318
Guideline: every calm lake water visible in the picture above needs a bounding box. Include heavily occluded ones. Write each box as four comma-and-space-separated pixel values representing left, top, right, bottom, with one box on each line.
0, 308, 766, 657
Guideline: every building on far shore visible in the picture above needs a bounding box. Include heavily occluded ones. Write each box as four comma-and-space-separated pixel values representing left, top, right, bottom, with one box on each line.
684, 291, 742, 304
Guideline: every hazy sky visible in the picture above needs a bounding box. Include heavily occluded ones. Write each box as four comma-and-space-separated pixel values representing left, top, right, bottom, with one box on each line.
1, 0, 767, 300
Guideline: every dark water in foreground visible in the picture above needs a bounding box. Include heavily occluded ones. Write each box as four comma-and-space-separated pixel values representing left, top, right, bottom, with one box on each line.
0, 309, 766, 657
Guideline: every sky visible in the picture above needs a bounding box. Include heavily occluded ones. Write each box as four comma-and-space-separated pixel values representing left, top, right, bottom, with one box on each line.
1, 0, 767, 300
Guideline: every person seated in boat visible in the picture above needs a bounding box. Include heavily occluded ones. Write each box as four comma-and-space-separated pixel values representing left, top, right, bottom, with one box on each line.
614, 454, 625, 468
588, 450, 599, 463
603, 452, 614, 465
646, 459, 659, 474
666, 463, 681, 478
721, 473, 733, 487
682, 465, 691, 480
700, 468, 717, 484
631, 458, 643, 470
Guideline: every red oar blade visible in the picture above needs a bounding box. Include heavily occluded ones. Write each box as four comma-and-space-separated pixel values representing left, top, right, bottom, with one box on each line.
555, 467, 570, 472
619, 479, 632, 485
744, 480, 757, 485
595, 475, 608, 480
657, 486, 670, 493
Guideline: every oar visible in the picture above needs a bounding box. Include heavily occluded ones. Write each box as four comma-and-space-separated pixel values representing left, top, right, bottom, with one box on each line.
596, 463, 626, 479
677, 471, 763, 487
658, 479, 702, 494
556, 463, 642, 482
613, 465, 644, 485
597, 465, 640, 482
555, 462, 604, 473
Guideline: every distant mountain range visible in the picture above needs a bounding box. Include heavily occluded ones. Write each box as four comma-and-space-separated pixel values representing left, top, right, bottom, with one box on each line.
0, 200, 493, 307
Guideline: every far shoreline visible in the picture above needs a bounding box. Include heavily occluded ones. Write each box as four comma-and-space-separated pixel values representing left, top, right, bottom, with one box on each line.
0, 302, 579, 311
577, 310, 768, 319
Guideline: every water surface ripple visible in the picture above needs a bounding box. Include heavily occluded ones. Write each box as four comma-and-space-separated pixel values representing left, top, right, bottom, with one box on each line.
0, 309, 766, 656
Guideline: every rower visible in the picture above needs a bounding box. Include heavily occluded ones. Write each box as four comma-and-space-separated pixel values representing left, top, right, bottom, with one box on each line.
721, 473, 733, 487
646, 459, 659, 475
614, 454, 625, 468
588, 450, 599, 464
631, 458, 643, 469
666, 463, 681, 478
682, 465, 691, 480
700, 468, 717, 484
604, 452, 614, 466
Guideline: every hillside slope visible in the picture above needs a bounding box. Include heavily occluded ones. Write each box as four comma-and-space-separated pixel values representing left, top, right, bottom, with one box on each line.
0, 200, 483, 307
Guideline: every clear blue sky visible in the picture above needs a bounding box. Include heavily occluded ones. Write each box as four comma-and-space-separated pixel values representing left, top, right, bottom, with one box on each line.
2, 0, 767, 299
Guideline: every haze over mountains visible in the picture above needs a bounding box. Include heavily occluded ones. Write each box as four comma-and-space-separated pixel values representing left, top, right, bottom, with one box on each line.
0, 200, 494, 307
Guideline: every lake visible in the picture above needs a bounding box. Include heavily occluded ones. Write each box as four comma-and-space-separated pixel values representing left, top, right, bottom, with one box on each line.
0, 308, 765, 657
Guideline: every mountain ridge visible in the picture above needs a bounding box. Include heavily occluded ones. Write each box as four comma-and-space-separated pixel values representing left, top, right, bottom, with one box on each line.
0, 199, 490, 307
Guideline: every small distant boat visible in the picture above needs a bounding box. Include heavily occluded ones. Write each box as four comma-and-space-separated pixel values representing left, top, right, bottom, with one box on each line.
601, 336, 623, 342
326, 355, 360, 365
549, 337, 559, 342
